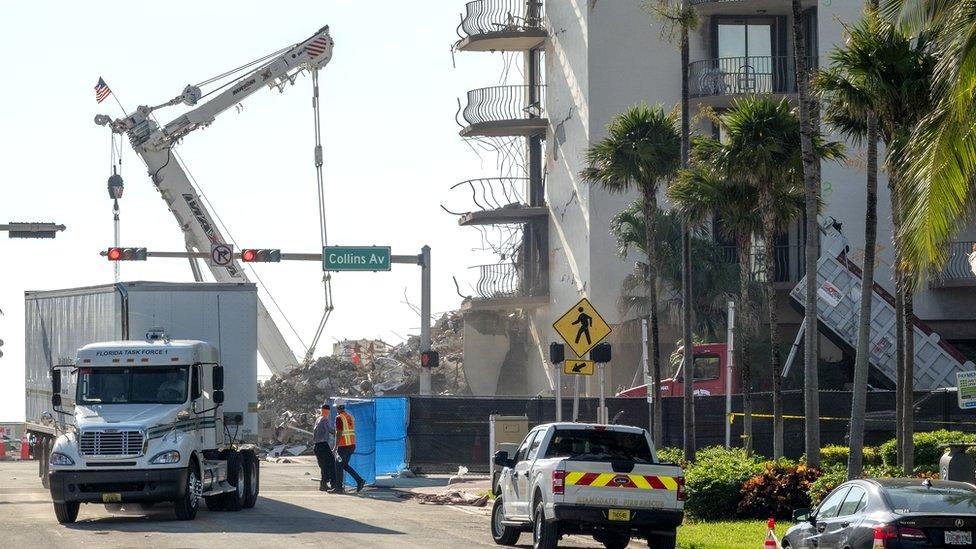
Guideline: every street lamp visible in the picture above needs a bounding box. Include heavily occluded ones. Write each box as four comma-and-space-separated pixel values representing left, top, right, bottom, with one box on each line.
0, 222, 66, 239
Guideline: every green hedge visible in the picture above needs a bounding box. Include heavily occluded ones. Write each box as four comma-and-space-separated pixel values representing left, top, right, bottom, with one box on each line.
684, 446, 763, 520
819, 445, 881, 468
879, 430, 976, 472
656, 446, 684, 464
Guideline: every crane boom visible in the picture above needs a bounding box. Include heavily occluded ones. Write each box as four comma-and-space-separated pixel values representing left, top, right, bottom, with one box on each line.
97, 26, 335, 375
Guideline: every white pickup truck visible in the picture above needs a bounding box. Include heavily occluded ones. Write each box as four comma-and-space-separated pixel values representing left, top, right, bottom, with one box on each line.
491, 423, 684, 549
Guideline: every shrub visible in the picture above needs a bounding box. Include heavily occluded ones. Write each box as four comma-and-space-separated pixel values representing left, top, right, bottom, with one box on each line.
819, 445, 880, 468
737, 460, 822, 519
807, 464, 846, 505
684, 446, 763, 521
879, 430, 976, 472
656, 446, 684, 465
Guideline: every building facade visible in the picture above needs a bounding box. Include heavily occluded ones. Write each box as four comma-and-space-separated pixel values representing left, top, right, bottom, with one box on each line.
451, 0, 976, 397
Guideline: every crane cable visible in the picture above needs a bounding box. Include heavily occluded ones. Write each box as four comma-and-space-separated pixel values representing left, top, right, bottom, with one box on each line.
304, 67, 334, 365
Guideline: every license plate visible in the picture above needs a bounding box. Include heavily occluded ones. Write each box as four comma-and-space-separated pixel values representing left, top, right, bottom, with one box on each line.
101, 493, 122, 503
608, 509, 630, 521
946, 530, 972, 545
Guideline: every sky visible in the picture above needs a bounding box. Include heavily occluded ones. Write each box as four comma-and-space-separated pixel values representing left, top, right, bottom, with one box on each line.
0, 1, 523, 421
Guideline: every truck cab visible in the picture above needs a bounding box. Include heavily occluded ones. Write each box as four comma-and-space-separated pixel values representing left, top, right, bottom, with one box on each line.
46, 333, 259, 524
615, 343, 735, 398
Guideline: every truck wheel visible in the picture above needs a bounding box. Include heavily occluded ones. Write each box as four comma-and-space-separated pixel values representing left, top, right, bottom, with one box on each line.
647, 530, 677, 549
173, 460, 201, 520
597, 532, 630, 549
53, 501, 80, 524
221, 450, 245, 512
241, 449, 259, 509
532, 500, 558, 549
490, 497, 520, 546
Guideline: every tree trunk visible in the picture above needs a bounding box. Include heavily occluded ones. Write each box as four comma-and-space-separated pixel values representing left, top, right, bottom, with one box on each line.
760, 199, 784, 459
644, 188, 663, 448
903, 276, 916, 475
792, 0, 821, 468
680, 0, 695, 462
848, 112, 878, 480
737, 235, 754, 455
891, 181, 906, 468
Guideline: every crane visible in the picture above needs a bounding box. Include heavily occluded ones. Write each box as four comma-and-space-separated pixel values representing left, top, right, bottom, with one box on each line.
95, 26, 335, 375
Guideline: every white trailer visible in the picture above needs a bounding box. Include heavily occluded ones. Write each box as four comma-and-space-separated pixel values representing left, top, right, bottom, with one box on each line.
25, 281, 260, 523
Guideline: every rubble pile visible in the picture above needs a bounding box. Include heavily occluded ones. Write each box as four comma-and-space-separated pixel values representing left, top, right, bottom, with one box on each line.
257, 311, 468, 440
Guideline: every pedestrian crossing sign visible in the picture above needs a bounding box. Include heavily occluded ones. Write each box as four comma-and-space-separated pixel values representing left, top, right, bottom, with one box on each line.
553, 298, 612, 358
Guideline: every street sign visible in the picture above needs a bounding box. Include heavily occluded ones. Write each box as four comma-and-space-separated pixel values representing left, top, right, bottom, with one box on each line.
210, 243, 234, 268
323, 246, 391, 271
958, 371, 976, 410
553, 298, 612, 358
563, 359, 594, 376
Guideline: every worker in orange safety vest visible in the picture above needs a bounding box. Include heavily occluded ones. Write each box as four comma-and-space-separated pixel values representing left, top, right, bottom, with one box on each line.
333, 398, 365, 493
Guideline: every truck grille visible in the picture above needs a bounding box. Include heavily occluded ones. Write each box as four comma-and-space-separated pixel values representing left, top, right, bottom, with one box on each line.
79, 430, 144, 457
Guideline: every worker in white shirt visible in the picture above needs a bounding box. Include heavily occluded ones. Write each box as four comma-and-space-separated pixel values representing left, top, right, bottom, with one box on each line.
968, 243, 976, 277
312, 402, 337, 491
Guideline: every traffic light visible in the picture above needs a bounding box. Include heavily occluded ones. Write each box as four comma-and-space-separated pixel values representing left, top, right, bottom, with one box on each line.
549, 342, 565, 364
420, 350, 439, 368
591, 342, 612, 363
241, 249, 281, 262
106, 247, 147, 261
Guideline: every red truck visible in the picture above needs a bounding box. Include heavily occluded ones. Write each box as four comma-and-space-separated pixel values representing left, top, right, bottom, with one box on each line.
616, 343, 736, 398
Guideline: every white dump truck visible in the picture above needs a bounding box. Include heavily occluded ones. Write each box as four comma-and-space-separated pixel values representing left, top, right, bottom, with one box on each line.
24, 282, 263, 523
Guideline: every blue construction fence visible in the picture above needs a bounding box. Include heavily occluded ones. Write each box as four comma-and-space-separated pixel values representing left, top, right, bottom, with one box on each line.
341, 397, 408, 486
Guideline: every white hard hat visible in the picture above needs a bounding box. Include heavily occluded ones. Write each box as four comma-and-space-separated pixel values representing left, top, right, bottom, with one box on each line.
333, 397, 345, 407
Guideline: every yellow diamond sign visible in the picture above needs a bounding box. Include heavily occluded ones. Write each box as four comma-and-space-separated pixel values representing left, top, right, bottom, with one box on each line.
553, 298, 612, 358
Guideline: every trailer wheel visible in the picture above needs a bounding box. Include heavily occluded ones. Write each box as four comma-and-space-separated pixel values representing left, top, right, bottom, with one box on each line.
53, 501, 79, 524
241, 449, 259, 509
173, 459, 201, 520
221, 450, 245, 512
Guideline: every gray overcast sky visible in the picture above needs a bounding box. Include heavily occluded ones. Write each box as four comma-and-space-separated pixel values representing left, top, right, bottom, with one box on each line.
0, 0, 524, 420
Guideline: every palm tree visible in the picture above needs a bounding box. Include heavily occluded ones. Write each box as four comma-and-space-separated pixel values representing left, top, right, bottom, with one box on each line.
610, 202, 739, 341
880, 0, 976, 270
580, 103, 681, 448
814, 7, 933, 477
695, 96, 843, 459
792, 0, 823, 469
669, 163, 806, 455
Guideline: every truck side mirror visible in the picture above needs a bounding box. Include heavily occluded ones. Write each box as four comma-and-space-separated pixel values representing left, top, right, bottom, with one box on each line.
51, 369, 61, 394
213, 365, 224, 391
213, 390, 225, 405
493, 450, 514, 468
52, 394, 62, 408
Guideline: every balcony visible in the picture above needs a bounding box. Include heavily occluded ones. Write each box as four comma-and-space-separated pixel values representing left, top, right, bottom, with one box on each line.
463, 262, 548, 311
459, 85, 547, 138
720, 243, 805, 287
456, 0, 546, 52
689, 56, 817, 103
931, 241, 976, 288
445, 177, 547, 226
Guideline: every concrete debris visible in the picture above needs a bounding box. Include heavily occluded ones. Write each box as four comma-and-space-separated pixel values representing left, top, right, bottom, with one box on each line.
265, 457, 296, 464
413, 490, 489, 507
258, 311, 466, 441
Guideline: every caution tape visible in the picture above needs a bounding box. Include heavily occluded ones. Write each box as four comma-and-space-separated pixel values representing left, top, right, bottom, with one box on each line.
727, 412, 976, 427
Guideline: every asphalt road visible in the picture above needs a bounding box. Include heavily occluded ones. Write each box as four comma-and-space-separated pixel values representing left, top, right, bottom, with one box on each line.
0, 460, 638, 548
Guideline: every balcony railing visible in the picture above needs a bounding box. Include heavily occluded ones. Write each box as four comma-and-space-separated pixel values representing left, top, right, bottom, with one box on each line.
689, 56, 817, 99
934, 241, 976, 286
720, 244, 805, 284
470, 262, 547, 300
459, 85, 547, 137
443, 177, 547, 226
458, 0, 545, 38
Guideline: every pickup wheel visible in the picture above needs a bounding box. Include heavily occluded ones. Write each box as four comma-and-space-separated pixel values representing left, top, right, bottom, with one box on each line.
596, 532, 631, 549
53, 501, 80, 524
490, 497, 520, 546
647, 530, 677, 549
532, 500, 558, 549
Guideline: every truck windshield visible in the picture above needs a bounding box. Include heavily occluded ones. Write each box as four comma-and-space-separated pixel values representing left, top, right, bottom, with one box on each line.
76, 366, 188, 405
544, 429, 654, 464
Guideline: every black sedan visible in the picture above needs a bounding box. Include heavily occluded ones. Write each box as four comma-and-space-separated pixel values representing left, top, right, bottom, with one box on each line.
783, 478, 976, 548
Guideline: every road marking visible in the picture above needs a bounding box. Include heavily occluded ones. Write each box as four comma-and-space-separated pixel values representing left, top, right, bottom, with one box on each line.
446, 504, 485, 516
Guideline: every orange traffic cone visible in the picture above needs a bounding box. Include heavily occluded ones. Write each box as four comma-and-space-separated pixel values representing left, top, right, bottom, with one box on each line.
872, 526, 885, 548
764, 518, 778, 549
20, 433, 30, 460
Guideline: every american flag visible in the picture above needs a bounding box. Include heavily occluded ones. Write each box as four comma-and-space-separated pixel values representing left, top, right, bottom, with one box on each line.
94, 77, 112, 103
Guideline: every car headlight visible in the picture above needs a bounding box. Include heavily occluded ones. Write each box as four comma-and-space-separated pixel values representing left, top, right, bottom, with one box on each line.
50, 452, 75, 466
149, 450, 181, 464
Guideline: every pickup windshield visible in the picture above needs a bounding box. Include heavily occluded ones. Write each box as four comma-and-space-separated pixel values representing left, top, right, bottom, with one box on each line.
544, 429, 654, 464
77, 366, 188, 405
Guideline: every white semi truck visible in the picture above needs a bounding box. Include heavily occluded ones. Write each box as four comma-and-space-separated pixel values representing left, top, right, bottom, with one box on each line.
25, 281, 261, 523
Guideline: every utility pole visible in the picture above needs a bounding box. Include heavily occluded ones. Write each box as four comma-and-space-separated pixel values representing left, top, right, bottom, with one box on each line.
420, 245, 432, 395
